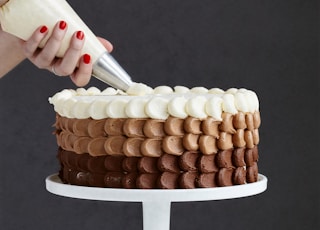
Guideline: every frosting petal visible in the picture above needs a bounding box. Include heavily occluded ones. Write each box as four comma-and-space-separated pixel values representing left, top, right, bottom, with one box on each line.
145, 97, 169, 120
205, 96, 223, 121
89, 100, 108, 119
154, 86, 173, 94
126, 82, 153, 96
106, 99, 128, 118
168, 96, 188, 119
185, 96, 208, 119
72, 100, 91, 119
222, 94, 238, 114
174, 86, 190, 94
125, 98, 148, 118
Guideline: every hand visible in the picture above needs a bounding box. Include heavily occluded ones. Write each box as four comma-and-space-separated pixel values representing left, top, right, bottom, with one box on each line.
0, 0, 9, 7
22, 21, 113, 86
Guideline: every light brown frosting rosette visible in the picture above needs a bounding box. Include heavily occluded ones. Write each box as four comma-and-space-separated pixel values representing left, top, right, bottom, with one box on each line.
55, 110, 260, 157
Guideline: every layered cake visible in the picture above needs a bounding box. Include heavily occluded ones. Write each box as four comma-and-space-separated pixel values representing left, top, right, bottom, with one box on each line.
49, 84, 261, 189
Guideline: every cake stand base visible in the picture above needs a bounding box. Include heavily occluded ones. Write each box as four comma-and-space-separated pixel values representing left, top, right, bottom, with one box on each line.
46, 174, 267, 230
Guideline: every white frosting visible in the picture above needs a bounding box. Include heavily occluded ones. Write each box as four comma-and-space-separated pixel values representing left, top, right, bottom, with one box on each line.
225, 88, 239, 94
190, 87, 209, 94
234, 92, 249, 113
174, 86, 190, 94
125, 98, 149, 118
221, 94, 238, 114
89, 100, 108, 119
61, 98, 77, 118
126, 83, 153, 96
72, 100, 91, 119
168, 97, 188, 119
185, 96, 208, 119
106, 99, 128, 118
208, 88, 224, 94
49, 84, 260, 120
145, 97, 170, 120
87, 87, 101, 95
101, 87, 119, 95
205, 97, 223, 121
154, 86, 174, 94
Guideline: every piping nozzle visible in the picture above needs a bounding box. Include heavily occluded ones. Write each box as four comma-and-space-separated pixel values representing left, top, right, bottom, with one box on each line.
92, 52, 133, 91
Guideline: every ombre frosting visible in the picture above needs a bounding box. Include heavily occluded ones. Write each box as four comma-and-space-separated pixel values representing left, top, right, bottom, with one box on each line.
49, 83, 259, 120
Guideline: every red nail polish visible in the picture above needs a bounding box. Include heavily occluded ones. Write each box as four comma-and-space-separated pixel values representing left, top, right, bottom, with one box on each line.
83, 54, 91, 64
59, 20, 67, 30
76, 31, 84, 40
40, 26, 48, 33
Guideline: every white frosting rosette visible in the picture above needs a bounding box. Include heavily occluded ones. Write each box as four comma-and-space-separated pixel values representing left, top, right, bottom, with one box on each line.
49, 83, 259, 120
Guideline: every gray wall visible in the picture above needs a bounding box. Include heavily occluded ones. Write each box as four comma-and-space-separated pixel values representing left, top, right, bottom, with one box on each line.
0, 0, 318, 229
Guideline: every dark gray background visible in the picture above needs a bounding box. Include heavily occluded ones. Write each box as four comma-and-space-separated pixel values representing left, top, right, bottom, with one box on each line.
0, 0, 318, 229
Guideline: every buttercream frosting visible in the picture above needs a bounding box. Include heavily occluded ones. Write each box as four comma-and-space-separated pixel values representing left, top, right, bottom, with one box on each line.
49, 83, 259, 120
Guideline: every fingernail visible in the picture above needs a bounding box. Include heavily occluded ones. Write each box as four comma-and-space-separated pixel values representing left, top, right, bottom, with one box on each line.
59, 20, 67, 30
76, 31, 84, 40
83, 54, 91, 64
40, 26, 48, 33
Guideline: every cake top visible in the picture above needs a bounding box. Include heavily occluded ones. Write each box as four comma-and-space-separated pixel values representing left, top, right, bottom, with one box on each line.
49, 83, 259, 120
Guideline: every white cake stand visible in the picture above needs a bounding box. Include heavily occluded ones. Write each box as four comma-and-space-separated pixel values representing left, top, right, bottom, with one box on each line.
46, 174, 267, 230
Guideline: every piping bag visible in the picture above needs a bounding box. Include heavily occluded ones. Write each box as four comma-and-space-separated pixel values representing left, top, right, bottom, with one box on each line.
0, 0, 133, 91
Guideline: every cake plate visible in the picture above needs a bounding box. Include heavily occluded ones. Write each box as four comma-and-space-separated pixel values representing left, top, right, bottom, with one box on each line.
46, 174, 267, 230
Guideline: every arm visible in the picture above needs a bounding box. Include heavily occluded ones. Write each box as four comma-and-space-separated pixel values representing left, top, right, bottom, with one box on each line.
0, 23, 26, 78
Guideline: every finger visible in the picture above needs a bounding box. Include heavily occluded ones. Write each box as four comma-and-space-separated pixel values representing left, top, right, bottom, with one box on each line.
35, 20, 68, 69
97, 37, 113, 53
23, 25, 49, 59
70, 54, 92, 86
54, 30, 85, 76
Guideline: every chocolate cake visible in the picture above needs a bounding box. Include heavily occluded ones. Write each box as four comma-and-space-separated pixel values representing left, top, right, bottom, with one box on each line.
49, 84, 261, 189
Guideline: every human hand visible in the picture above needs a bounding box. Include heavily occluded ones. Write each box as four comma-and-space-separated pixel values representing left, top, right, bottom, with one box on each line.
22, 21, 113, 86
0, 0, 9, 7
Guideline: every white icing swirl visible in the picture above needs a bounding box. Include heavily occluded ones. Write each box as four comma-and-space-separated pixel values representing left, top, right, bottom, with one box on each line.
154, 86, 174, 94
222, 93, 238, 114
247, 90, 259, 112
125, 98, 149, 118
185, 96, 208, 119
61, 98, 77, 118
72, 100, 91, 119
234, 92, 249, 113
145, 97, 169, 120
49, 85, 260, 119
89, 100, 108, 119
190, 87, 208, 94
101, 87, 118, 95
208, 88, 224, 94
49, 89, 75, 105
168, 96, 188, 119
205, 97, 223, 121
86, 87, 101, 95
76, 88, 88, 95
106, 99, 128, 118
126, 82, 153, 96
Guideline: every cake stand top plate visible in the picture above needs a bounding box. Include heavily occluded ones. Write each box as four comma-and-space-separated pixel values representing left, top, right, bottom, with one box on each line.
46, 174, 267, 203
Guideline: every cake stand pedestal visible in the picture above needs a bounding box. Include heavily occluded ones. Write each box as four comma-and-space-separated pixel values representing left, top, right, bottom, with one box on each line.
46, 174, 267, 230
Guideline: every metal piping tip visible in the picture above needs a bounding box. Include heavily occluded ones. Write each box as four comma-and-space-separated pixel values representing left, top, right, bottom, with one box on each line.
92, 52, 133, 91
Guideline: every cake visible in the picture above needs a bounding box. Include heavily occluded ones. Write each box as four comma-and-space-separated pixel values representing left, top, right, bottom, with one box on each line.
49, 84, 261, 189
